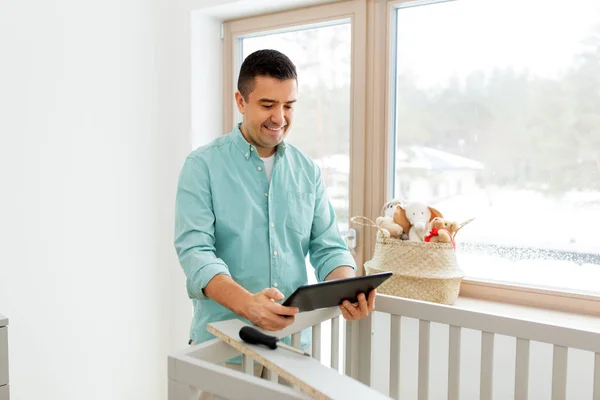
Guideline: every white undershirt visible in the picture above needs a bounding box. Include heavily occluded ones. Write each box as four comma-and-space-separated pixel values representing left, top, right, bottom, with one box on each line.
261, 154, 275, 183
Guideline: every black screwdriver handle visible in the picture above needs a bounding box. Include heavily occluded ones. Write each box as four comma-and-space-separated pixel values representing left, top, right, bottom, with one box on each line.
239, 326, 279, 349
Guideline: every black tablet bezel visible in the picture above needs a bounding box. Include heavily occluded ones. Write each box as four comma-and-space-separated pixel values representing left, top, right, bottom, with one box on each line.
281, 272, 393, 312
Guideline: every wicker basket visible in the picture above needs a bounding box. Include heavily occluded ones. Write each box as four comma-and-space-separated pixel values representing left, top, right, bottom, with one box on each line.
352, 217, 466, 305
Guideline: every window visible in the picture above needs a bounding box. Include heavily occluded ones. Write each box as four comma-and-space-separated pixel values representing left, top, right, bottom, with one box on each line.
223, 0, 367, 288
239, 22, 352, 234
391, 0, 600, 293
222, 3, 369, 368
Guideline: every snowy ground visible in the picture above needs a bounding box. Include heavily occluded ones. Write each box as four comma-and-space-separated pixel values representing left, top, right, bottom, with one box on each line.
433, 187, 600, 253
329, 186, 600, 294
433, 187, 600, 293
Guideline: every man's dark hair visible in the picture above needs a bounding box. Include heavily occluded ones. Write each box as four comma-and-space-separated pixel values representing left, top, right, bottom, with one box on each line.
237, 49, 297, 100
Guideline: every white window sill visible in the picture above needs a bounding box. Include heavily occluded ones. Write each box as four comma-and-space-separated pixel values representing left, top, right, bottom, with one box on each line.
454, 295, 600, 334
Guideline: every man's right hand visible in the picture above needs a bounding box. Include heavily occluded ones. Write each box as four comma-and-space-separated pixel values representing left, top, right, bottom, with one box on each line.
242, 288, 299, 331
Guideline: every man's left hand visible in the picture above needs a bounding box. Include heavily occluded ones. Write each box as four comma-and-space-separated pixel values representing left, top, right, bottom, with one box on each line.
339, 289, 376, 321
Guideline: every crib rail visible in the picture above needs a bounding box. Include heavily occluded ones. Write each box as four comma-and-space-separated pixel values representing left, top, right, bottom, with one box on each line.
168, 294, 600, 400
168, 307, 389, 400
373, 294, 600, 400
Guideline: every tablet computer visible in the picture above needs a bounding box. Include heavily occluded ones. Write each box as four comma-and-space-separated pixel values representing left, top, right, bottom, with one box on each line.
281, 272, 393, 312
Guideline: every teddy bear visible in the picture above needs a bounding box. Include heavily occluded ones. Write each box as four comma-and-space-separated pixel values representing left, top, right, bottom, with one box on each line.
424, 217, 459, 249
375, 199, 405, 238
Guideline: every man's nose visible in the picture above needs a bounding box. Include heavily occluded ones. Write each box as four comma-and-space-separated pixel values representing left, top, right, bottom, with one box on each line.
270, 107, 285, 126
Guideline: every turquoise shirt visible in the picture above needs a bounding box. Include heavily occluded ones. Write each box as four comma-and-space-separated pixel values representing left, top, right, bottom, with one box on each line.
174, 124, 356, 357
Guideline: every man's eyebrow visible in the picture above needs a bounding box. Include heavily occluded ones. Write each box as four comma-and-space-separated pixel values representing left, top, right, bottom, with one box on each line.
259, 98, 297, 104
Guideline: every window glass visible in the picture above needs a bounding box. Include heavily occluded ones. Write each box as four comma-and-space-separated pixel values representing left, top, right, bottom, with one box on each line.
393, 0, 600, 293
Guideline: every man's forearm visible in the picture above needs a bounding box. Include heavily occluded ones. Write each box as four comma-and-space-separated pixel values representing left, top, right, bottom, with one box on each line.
203, 274, 253, 318
324, 266, 356, 281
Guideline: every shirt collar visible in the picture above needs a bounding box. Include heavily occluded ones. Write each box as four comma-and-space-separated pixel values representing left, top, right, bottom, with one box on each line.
232, 123, 287, 159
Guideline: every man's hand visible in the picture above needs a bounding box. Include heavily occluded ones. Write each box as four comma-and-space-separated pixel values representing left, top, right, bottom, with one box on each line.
241, 288, 300, 331
339, 289, 376, 321
325, 266, 377, 321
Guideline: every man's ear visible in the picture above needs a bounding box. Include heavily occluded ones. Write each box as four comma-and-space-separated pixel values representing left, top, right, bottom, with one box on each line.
234, 91, 246, 114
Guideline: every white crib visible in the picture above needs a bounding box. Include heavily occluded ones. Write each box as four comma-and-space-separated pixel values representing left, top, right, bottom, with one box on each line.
168, 295, 600, 400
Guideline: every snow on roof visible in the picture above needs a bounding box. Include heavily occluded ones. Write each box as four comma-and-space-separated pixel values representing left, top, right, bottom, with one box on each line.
313, 147, 484, 173
396, 146, 485, 171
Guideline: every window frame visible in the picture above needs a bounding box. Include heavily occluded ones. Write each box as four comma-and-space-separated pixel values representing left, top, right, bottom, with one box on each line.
220, 0, 600, 315
372, 0, 600, 313
222, 0, 370, 272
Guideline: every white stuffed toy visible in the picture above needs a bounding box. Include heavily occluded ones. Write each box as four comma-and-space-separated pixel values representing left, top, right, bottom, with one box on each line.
375, 200, 404, 238
395, 201, 444, 242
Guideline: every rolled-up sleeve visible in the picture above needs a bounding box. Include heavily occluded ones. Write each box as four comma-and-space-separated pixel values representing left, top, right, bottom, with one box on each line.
174, 156, 230, 300
309, 165, 357, 282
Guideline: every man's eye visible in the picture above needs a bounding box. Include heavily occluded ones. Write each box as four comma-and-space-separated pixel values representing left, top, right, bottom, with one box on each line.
284, 105, 293, 110
262, 105, 273, 109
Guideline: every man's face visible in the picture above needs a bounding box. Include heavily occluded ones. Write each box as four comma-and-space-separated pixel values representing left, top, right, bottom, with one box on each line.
235, 75, 297, 157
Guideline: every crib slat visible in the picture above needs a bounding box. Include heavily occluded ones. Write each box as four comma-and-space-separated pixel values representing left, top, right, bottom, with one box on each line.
594, 352, 599, 400
552, 345, 568, 400
389, 315, 402, 399
448, 325, 461, 400
291, 331, 304, 391
345, 320, 359, 379
418, 320, 430, 400
331, 316, 340, 371
292, 329, 303, 390
243, 353, 253, 374
515, 338, 530, 400
292, 332, 301, 349
481, 332, 494, 400
312, 323, 322, 361
265, 368, 278, 382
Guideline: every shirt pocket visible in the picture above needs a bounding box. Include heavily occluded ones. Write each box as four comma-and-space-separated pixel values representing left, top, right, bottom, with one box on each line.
285, 191, 315, 236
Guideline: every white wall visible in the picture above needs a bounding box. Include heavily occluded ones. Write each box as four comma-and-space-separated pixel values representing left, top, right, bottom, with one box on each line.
0, 0, 180, 398
191, 12, 225, 149
162, 6, 226, 352
0, 0, 302, 397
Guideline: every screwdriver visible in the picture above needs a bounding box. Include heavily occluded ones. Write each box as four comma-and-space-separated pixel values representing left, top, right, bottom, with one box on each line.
239, 326, 310, 357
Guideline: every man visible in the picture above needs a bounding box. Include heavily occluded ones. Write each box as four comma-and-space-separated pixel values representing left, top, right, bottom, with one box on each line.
174, 49, 375, 392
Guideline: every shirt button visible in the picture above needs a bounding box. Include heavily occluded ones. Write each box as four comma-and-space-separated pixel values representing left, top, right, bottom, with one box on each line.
245, 153, 249, 158
257, 166, 262, 171
250, 147, 254, 152
264, 192, 268, 197
273, 282, 278, 287
270, 223, 275, 228
273, 250, 278, 256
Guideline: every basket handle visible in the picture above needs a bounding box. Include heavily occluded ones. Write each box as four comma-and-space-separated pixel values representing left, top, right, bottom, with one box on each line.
350, 216, 388, 235
453, 217, 475, 238
352, 215, 474, 238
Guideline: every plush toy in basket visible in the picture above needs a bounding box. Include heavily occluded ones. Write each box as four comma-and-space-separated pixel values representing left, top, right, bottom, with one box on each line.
351, 200, 473, 305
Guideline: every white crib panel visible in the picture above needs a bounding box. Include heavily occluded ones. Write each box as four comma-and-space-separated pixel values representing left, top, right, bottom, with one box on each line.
331, 316, 340, 371
312, 323, 321, 361
418, 320, 430, 400
594, 352, 599, 400
480, 332, 494, 400
389, 315, 401, 399
515, 338, 530, 400
243, 354, 253, 374
552, 345, 568, 400
448, 325, 461, 400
